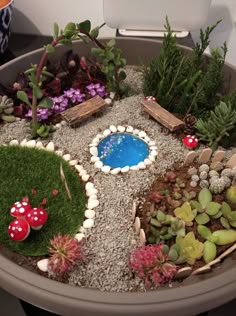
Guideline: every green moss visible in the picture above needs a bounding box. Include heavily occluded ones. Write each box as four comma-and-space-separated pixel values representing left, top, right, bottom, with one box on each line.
0, 145, 86, 256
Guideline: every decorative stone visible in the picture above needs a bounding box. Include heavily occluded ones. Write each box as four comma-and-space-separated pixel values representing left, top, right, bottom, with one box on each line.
110, 168, 121, 175
92, 137, 100, 143
121, 166, 130, 173
117, 125, 126, 132
101, 165, 111, 174
46, 141, 55, 151
75, 164, 84, 172
134, 217, 141, 234
55, 150, 63, 156
139, 229, 146, 246
139, 131, 146, 138
144, 158, 152, 166
9, 139, 19, 145
198, 148, 213, 163
63, 154, 71, 161
149, 140, 156, 146
137, 162, 146, 169
109, 125, 117, 133
36, 141, 44, 149
175, 267, 192, 280
83, 218, 94, 229
212, 150, 225, 163
82, 174, 90, 182
20, 139, 27, 146
144, 136, 150, 143
130, 165, 139, 171
37, 259, 49, 272
87, 199, 99, 209
89, 147, 98, 157
89, 194, 97, 200
85, 182, 94, 191
26, 140, 36, 148
55, 123, 61, 129
91, 156, 100, 163
103, 129, 111, 136
150, 146, 158, 150
126, 126, 134, 133
89, 142, 98, 147
78, 226, 86, 233
86, 188, 98, 197
226, 154, 236, 168
133, 129, 140, 135
85, 209, 96, 219
69, 160, 78, 166
75, 233, 85, 242
150, 150, 158, 157
94, 160, 103, 169
131, 201, 136, 222
61, 120, 67, 126
110, 92, 115, 99
105, 98, 112, 105
184, 151, 197, 165
96, 134, 103, 139
79, 170, 87, 177
149, 155, 156, 162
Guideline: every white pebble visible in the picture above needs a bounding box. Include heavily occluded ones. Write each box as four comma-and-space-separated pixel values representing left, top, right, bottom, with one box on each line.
144, 158, 152, 165
63, 154, 71, 161
130, 165, 139, 171
103, 129, 111, 137
149, 155, 156, 162
10, 139, 19, 145
79, 226, 86, 233
94, 160, 103, 169
36, 141, 44, 149
139, 131, 146, 138
110, 168, 121, 175
96, 134, 104, 139
75, 164, 84, 172
133, 129, 140, 135
110, 92, 115, 99
149, 141, 156, 146
82, 174, 90, 182
20, 139, 27, 146
89, 194, 97, 200
69, 159, 78, 166
138, 162, 146, 169
85, 209, 96, 219
105, 98, 112, 105
61, 120, 67, 126
117, 125, 125, 132
144, 136, 150, 142
37, 259, 49, 272
85, 182, 94, 190
150, 150, 158, 157
126, 126, 134, 133
83, 218, 94, 229
79, 170, 87, 177
26, 140, 36, 148
90, 147, 98, 157
89, 142, 98, 147
150, 146, 158, 150
101, 165, 111, 173
75, 233, 85, 242
92, 137, 100, 143
91, 156, 100, 163
55, 123, 61, 129
46, 141, 55, 151
121, 166, 130, 173
109, 125, 117, 133
87, 199, 99, 209
86, 188, 98, 197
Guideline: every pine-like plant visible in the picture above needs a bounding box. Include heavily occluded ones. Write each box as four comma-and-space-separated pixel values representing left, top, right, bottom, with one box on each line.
195, 101, 236, 150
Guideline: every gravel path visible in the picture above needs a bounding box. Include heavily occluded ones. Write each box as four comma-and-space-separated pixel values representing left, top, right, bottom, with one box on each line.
0, 68, 189, 292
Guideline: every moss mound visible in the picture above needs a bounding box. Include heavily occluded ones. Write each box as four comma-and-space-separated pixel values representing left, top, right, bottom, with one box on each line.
0, 145, 86, 256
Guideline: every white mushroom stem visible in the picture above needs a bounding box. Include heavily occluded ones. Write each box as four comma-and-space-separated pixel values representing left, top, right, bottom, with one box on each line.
31, 225, 43, 230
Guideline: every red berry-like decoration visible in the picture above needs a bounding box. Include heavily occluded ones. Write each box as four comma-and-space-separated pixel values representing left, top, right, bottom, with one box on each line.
10, 201, 32, 218
26, 207, 48, 230
8, 219, 30, 241
183, 135, 199, 149
145, 96, 156, 102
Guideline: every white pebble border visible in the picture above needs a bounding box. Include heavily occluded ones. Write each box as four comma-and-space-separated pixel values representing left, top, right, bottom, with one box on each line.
8, 139, 99, 273
89, 125, 157, 175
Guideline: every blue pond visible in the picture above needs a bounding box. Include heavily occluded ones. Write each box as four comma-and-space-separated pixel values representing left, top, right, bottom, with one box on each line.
98, 133, 149, 168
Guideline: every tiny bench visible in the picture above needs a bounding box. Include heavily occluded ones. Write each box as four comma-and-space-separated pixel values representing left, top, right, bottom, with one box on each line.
61, 95, 108, 126
142, 100, 184, 132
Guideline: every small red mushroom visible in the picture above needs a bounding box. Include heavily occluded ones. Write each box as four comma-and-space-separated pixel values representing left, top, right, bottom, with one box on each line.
8, 219, 30, 241
182, 135, 199, 149
10, 201, 32, 219
145, 96, 156, 102
26, 207, 48, 230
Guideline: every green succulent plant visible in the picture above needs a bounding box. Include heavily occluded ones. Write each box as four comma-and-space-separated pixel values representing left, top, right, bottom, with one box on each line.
191, 188, 222, 224
198, 224, 236, 245
203, 240, 217, 264
174, 202, 197, 226
162, 244, 186, 264
0, 95, 16, 123
220, 202, 236, 229
176, 232, 204, 265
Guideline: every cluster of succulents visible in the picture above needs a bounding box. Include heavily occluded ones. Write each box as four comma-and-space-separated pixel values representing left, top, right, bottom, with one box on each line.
188, 163, 236, 194
0, 95, 16, 122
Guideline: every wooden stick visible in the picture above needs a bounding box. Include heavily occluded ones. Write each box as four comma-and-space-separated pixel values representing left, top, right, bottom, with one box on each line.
60, 163, 72, 200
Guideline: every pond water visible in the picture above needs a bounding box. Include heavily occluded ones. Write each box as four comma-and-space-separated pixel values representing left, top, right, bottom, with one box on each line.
97, 133, 149, 168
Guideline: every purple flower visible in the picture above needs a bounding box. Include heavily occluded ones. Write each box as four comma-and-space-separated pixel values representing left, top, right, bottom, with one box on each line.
86, 83, 107, 98
25, 108, 51, 121
63, 88, 85, 104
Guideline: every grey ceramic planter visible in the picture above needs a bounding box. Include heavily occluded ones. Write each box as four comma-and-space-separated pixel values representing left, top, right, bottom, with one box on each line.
1, 38, 236, 316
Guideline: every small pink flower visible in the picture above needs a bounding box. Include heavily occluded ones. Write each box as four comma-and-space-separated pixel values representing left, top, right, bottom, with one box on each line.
52, 189, 58, 196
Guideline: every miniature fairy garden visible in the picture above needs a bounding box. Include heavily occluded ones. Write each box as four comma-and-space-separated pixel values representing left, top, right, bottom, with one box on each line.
1, 18, 236, 292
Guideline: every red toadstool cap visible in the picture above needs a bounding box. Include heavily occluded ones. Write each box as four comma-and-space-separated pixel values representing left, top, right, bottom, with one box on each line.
8, 219, 30, 241
10, 201, 32, 218
183, 135, 199, 149
26, 207, 48, 230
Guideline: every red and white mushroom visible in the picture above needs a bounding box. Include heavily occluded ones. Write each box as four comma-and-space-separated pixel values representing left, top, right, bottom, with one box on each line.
26, 207, 48, 230
8, 219, 30, 241
10, 201, 32, 219
145, 96, 156, 102
182, 135, 199, 149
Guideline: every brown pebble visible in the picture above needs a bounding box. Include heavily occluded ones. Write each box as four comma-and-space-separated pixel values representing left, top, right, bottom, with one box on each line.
139, 229, 146, 246
175, 267, 192, 279
198, 148, 212, 163
134, 217, 141, 234
184, 151, 197, 165
226, 154, 236, 168
212, 150, 225, 163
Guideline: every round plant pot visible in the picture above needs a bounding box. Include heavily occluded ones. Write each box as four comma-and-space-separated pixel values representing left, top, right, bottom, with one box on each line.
1, 38, 236, 316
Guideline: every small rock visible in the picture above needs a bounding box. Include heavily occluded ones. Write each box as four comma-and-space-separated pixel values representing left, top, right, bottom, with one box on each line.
85, 182, 94, 191
75, 164, 84, 172
198, 148, 213, 163
103, 129, 111, 137
226, 154, 236, 168
126, 126, 134, 133
121, 166, 130, 173
130, 165, 139, 171
139, 131, 146, 138
78, 226, 86, 233
175, 267, 192, 280
20, 139, 27, 146
109, 125, 117, 133
139, 229, 146, 246
117, 125, 125, 132
134, 217, 141, 234
61, 120, 67, 126
150, 146, 157, 150
149, 140, 156, 146
46, 141, 55, 151
75, 233, 85, 242
86, 188, 98, 197
63, 154, 71, 161
144, 136, 150, 142
105, 98, 112, 105
82, 174, 90, 182
101, 165, 111, 174
89, 147, 98, 157
110, 92, 115, 99
37, 259, 49, 272
188, 167, 198, 176
144, 158, 152, 166
212, 150, 225, 163
10, 139, 19, 145
88, 194, 97, 200
69, 160, 78, 166
79, 169, 87, 177
184, 151, 197, 165
96, 134, 103, 139
133, 129, 140, 135
137, 162, 146, 169
26, 140, 36, 148
87, 199, 99, 209
36, 141, 44, 149
55, 150, 63, 156
83, 218, 94, 229
110, 168, 121, 175
91, 156, 100, 163
85, 209, 96, 219
149, 155, 156, 162
94, 160, 103, 169
55, 123, 61, 129
150, 150, 158, 157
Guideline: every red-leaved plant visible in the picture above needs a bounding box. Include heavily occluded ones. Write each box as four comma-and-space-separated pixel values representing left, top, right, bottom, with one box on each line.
129, 244, 177, 288
48, 234, 85, 274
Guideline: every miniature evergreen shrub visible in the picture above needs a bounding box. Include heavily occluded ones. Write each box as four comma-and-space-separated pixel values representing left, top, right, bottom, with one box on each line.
0, 146, 86, 256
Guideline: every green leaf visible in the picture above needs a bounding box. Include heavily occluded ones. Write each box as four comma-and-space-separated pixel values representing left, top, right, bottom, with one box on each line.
17, 91, 31, 107
33, 86, 43, 99
90, 26, 99, 39
206, 202, 221, 216
220, 217, 231, 229
118, 70, 127, 80
44, 44, 55, 54
41, 70, 54, 78
168, 248, 178, 261
195, 213, 210, 225
38, 97, 53, 108
211, 211, 222, 219
91, 47, 104, 58
203, 241, 217, 264
228, 211, 236, 222
198, 188, 212, 208
221, 202, 232, 217
191, 200, 203, 213
64, 22, 76, 37
77, 20, 91, 33
197, 224, 212, 240
156, 210, 166, 222
59, 38, 72, 46
105, 50, 115, 61
37, 124, 50, 138
120, 58, 127, 67
53, 22, 59, 39
150, 218, 161, 228
107, 38, 116, 48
